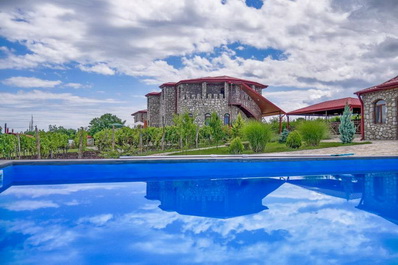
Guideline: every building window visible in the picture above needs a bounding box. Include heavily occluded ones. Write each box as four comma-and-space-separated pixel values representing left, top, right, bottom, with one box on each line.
205, 113, 211, 125
374, 99, 386, 124
224, 113, 230, 125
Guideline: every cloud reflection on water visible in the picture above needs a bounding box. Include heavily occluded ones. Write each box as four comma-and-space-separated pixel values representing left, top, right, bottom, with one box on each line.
0, 176, 397, 265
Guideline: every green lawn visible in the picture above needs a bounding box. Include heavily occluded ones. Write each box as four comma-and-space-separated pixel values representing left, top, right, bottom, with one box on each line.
171, 141, 371, 156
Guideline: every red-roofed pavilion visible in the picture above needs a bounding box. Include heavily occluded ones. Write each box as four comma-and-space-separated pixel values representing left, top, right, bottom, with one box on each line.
287, 97, 362, 134
287, 97, 361, 116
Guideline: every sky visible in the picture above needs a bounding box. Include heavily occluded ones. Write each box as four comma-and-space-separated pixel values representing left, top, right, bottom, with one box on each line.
0, 0, 397, 131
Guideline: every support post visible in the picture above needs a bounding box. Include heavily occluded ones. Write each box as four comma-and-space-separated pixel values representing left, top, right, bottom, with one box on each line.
35, 126, 41, 159
17, 134, 21, 160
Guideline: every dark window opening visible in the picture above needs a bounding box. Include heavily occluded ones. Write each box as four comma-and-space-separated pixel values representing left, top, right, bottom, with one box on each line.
374, 100, 386, 124
224, 113, 230, 125
205, 113, 211, 125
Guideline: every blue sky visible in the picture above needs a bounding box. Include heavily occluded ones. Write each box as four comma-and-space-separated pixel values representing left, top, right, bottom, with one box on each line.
0, 0, 397, 131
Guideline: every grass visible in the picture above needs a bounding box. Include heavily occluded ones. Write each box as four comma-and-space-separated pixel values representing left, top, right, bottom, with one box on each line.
170, 141, 372, 156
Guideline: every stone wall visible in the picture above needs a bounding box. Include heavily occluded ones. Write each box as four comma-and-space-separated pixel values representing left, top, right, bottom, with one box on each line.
147, 95, 160, 127
361, 87, 398, 140
133, 112, 147, 123
148, 81, 263, 127
229, 84, 262, 119
360, 173, 398, 215
160, 86, 177, 126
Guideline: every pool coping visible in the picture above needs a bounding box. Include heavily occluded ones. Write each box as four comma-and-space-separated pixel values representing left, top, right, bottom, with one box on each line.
1, 155, 398, 168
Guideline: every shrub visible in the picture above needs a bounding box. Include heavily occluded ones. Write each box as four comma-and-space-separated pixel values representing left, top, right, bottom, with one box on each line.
232, 113, 245, 138
94, 129, 113, 151
286, 131, 302, 149
278, 128, 290, 143
339, 104, 356, 144
228, 137, 244, 154
298, 120, 328, 146
242, 120, 272, 153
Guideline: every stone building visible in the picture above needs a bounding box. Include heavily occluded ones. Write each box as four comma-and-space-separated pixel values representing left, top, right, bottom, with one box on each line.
357, 173, 398, 224
144, 76, 285, 127
355, 75, 398, 140
145, 178, 283, 218
131, 109, 147, 127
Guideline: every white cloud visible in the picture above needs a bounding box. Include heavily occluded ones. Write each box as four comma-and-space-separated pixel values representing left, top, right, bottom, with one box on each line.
0, 90, 132, 130
64, 82, 90, 89
0, 0, 395, 90
0, 0, 398, 128
79, 63, 116, 75
1, 200, 58, 211
2, 76, 62, 88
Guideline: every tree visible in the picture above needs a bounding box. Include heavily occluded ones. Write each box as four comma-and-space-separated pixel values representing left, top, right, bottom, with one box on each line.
75, 128, 88, 159
88, 113, 125, 136
173, 113, 196, 150
208, 112, 224, 147
48, 125, 76, 139
339, 104, 356, 144
232, 112, 245, 138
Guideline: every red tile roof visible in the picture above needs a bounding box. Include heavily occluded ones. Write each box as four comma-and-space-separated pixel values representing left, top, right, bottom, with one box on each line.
131, 109, 147, 116
355, 75, 398, 95
240, 83, 285, 116
160, 75, 268, 89
287, 97, 361, 115
145, 92, 161, 97
159, 82, 177, 88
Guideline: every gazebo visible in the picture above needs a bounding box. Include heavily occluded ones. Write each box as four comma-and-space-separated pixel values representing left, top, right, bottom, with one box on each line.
287, 97, 362, 134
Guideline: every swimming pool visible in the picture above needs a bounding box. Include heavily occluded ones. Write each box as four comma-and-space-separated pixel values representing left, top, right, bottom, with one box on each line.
1, 157, 398, 265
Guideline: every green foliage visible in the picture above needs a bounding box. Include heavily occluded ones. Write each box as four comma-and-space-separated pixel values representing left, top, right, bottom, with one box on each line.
286, 131, 302, 149
74, 129, 88, 158
228, 137, 244, 154
232, 113, 245, 138
339, 104, 356, 144
164, 126, 179, 147
20, 135, 36, 155
0, 134, 17, 158
208, 112, 224, 147
298, 120, 329, 146
48, 125, 76, 139
1, 132, 69, 159
142, 127, 163, 149
46, 132, 69, 158
278, 128, 290, 143
88, 113, 125, 136
242, 120, 272, 153
115, 127, 139, 153
329, 116, 341, 122
94, 129, 113, 151
222, 125, 232, 142
173, 113, 197, 149
199, 126, 212, 145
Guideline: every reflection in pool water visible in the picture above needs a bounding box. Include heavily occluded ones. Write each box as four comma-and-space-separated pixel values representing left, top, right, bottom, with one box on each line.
0, 173, 398, 265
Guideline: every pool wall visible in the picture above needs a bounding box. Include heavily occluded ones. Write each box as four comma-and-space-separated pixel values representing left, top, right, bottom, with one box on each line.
1, 156, 397, 189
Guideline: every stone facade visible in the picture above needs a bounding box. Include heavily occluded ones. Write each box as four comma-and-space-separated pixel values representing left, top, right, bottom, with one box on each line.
132, 111, 147, 123
147, 94, 161, 127
357, 173, 398, 223
360, 87, 398, 140
145, 77, 279, 127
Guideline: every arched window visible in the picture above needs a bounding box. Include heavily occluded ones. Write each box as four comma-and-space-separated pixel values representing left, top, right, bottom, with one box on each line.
205, 113, 211, 125
374, 99, 386, 124
224, 113, 230, 125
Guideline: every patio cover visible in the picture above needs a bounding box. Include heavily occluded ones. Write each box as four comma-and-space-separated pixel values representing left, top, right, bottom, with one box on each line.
287, 97, 361, 116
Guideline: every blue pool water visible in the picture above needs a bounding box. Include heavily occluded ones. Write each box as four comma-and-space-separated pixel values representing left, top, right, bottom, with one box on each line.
1, 158, 398, 265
